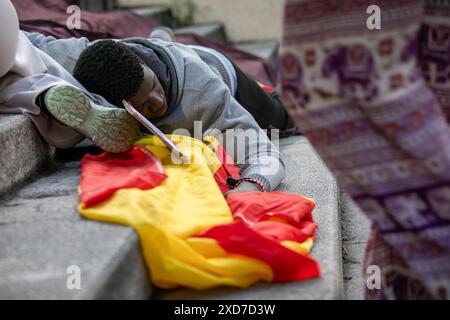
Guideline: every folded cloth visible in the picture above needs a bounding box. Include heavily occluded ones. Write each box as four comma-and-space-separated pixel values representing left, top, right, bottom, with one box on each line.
197, 221, 319, 282
196, 192, 320, 282
78, 135, 320, 289
80, 146, 167, 207
226, 191, 316, 228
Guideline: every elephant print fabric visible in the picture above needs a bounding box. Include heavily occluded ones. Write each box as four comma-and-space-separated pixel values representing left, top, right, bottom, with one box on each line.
322, 44, 378, 100
281, 0, 450, 300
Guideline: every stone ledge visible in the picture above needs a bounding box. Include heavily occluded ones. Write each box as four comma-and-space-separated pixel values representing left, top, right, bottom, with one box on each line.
340, 192, 371, 300
0, 219, 150, 299
0, 115, 51, 197
0, 162, 151, 299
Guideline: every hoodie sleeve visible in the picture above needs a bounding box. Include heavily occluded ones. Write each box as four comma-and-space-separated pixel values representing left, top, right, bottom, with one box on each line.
197, 75, 286, 191
23, 31, 89, 74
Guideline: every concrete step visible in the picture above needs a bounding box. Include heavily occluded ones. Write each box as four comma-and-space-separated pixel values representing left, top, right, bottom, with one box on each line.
175, 23, 227, 44
159, 136, 344, 300
130, 6, 173, 26
0, 159, 151, 299
340, 191, 372, 300
234, 41, 279, 68
0, 115, 51, 197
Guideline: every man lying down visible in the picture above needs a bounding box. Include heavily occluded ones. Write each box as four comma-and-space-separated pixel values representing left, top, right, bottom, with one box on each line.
24, 29, 289, 194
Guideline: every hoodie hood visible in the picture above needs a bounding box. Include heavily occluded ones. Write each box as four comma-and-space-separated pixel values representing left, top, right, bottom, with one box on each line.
120, 38, 183, 118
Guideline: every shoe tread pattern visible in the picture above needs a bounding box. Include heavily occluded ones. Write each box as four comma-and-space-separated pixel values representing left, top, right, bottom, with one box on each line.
46, 85, 139, 153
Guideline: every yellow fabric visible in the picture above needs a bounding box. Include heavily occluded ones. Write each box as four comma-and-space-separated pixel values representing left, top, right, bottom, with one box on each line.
78, 135, 313, 289
79, 135, 273, 289
282, 238, 314, 255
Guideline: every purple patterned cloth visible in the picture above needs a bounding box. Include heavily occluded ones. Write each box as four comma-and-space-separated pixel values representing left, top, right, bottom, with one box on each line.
281, 0, 450, 299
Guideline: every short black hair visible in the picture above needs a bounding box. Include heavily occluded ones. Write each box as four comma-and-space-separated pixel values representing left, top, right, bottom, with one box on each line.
73, 40, 144, 106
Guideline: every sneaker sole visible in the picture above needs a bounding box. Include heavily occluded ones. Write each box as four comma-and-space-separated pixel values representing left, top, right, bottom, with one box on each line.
45, 85, 139, 153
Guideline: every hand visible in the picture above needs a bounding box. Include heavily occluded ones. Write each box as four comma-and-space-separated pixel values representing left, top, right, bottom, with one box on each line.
224, 181, 262, 198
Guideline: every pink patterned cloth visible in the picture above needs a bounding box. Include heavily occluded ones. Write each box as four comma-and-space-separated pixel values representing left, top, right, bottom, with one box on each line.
281, 0, 450, 299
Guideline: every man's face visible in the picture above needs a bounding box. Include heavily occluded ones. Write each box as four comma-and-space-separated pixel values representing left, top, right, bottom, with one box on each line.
129, 65, 168, 119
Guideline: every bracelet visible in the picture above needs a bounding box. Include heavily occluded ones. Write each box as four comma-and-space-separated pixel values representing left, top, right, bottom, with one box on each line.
233, 178, 267, 192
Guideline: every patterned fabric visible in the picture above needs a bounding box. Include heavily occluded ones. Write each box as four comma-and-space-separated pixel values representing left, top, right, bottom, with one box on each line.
281, 0, 450, 299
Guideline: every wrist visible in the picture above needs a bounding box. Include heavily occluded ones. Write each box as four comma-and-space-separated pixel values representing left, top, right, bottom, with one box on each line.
234, 178, 266, 192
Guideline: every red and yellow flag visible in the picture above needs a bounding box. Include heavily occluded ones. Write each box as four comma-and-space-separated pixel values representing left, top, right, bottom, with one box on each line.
78, 135, 320, 289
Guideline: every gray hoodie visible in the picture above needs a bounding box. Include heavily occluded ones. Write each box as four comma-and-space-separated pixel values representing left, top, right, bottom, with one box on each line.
25, 32, 285, 191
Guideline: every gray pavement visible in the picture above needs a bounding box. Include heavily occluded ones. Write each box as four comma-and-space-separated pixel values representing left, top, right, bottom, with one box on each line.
0, 115, 50, 196
340, 191, 371, 300
0, 161, 151, 299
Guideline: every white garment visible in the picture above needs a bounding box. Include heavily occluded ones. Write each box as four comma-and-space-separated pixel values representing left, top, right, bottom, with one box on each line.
0, 0, 19, 77
10, 32, 47, 77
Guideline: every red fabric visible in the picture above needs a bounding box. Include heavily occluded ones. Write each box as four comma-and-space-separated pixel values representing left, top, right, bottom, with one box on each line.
250, 220, 315, 243
226, 192, 316, 229
197, 191, 321, 282
78, 140, 320, 282
80, 147, 167, 207
197, 221, 321, 282
213, 144, 241, 193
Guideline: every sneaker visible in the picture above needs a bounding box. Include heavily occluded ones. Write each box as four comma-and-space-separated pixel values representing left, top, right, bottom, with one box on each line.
45, 85, 139, 153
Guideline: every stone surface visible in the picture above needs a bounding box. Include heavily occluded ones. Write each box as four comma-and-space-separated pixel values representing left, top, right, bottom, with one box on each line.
131, 6, 173, 26
17, 162, 80, 199
160, 136, 344, 300
0, 162, 151, 299
234, 41, 279, 68
0, 195, 79, 225
175, 23, 227, 43
340, 192, 371, 300
0, 115, 50, 196
343, 264, 366, 300
0, 220, 150, 299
